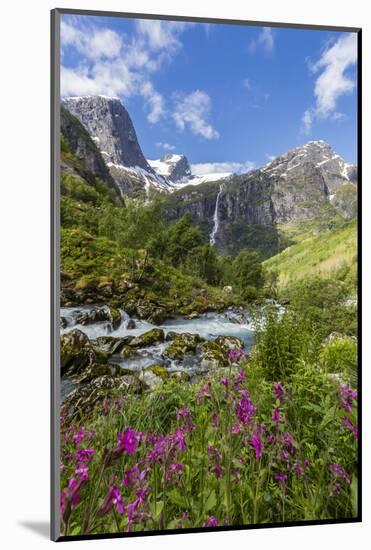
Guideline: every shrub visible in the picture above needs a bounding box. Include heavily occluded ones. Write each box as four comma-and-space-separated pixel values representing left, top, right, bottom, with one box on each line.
320, 336, 358, 386
252, 307, 315, 381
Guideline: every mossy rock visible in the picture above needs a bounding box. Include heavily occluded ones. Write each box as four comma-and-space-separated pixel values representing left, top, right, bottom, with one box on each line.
165, 331, 178, 342
122, 298, 138, 317
93, 348, 109, 364
119, 346, 140, 359
164, 332, 204, 361
61, 329, 95, 376
169, 370, 191, 382
97, 279, 113, 298
75, 277, 99, 291
139, 368, 165, 390
109, 306, 121, 330
70, 362, 116, 384
199, 341, 228, 369
91, 335, 134, 354
126, 319, 136, 330
144, 365, 169, 379
75, 306, 112, 326
136, 300, 158, 320
184, 311, 200, 320
148, 308, 168, 325
215, 335, 244, 352
116, 277, 136, 294
62, 374, 144, 420
129, 328, 165, 348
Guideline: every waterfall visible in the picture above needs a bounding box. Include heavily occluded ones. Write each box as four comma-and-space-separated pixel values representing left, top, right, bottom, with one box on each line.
210, 183, 224, 246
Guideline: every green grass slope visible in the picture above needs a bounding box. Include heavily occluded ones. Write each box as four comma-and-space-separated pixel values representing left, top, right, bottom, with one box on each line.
264, 221, 357, 289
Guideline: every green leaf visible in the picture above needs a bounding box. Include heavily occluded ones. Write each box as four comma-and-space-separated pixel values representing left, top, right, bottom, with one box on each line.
150, 500, 164, 520
167, 489, 188, 509
204, 489, 217, 513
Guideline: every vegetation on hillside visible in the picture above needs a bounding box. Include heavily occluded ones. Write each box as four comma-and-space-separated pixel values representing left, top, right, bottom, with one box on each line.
264, 221, 357, 291
61, 140, 267, 309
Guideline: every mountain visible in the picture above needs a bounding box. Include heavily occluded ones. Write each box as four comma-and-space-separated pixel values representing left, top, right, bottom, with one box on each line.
261, 140, 356, 194
60, 105, 122, 203
162, 141, 357, 257
61, 95, 357, 258
62, 96, 152, 170
62, 96, 173, 198
62, 96, 233, 197
148, 154, 192, 182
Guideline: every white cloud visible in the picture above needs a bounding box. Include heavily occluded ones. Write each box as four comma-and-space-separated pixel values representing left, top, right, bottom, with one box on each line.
173, 90, 219, 140
140, 81, 164, 123
61, 18, 192, 124
265, 153, 275, 163
243, 78, 251, 90
61, 20, 122, 60
135, 19, 188, 51
301, 109, 314, 135
301, 33, 357, 134
61, 58, 139, 99
191, 161, 255, 175
249, 27, 274, 54
156, 142, 176, 151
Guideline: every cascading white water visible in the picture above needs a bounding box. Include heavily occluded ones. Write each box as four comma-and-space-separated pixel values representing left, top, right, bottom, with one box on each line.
209, 183, 224, 246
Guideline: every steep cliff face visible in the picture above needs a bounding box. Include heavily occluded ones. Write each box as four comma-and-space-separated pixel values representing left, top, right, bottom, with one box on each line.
60, 106, 122, 202
62, 96, 174, 197
62, 96, 152, 170
164, 172, 279, 256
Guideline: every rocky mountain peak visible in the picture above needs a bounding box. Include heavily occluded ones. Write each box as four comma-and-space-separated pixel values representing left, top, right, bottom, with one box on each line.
148, 154, 192, 182
62, 95, 154, 173
261, 140, 356, 195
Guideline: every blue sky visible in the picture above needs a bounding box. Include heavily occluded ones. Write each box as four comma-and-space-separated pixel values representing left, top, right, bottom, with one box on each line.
61, 14, 358, 173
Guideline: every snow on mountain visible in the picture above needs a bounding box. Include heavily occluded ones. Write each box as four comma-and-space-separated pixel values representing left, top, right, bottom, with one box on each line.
148, 154, 192, 182
175, 172, 232, 187
261, 140, 357, 194
148, 154, 232, 189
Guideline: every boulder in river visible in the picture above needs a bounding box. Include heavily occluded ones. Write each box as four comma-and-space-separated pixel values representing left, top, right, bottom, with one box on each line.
109, 306, 122, 330
199, 341, 228, 369
164, 332, 205, 361
91, 335, 134, 355
148, 308, 168, 325
126, 318, 136, 330
215, 335, 244, 352
75, 306, 111, 326
75, 305, 121, 330
61, 329, 96, 377
129, 328, 165, 347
